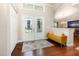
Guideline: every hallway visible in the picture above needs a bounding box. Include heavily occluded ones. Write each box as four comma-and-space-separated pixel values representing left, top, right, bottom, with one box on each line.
0, 3, 79, 56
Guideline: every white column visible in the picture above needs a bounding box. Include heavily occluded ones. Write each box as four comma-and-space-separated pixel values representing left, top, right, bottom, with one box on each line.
67, 28, 74, 47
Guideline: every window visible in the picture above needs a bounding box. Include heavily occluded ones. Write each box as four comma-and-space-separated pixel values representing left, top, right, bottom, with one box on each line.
25, 16, 32, 32
37, 19, 42, 32
27, 20, 32, 30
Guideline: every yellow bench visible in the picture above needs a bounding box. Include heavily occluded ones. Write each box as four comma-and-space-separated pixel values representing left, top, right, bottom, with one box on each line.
47, 32, 67, 46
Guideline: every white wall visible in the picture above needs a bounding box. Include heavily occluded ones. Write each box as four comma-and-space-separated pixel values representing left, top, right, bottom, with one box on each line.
0, 4, 18, 56
68, 29, 74, 46
0, 4, 9, 56
9, 5, 18, 54
44, 6, 54, 39
18, 4, 54, 42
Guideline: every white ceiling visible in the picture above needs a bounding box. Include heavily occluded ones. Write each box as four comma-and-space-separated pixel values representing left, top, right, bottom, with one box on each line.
48, 3, 64, 10
12, 3, 64, 11
54, 3, 79, 19
12, 3, 79, 20
12, 3, 79, 12
12, 3, 79, 10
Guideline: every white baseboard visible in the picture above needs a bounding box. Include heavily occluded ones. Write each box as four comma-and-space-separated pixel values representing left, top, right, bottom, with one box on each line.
17, 38, 47, 43
67, 43, 74, 47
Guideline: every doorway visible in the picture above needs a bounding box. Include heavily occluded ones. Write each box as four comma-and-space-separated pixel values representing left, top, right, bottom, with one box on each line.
24, 16, 44, 41
74, 28, 79, 47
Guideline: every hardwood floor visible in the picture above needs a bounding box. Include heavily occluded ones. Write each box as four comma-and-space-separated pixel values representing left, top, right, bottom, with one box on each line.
11, 37, 79, 56
11, 42, 23, 56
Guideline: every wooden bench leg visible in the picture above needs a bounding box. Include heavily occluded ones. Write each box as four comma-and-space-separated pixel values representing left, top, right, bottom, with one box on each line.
60, 44, 63, 48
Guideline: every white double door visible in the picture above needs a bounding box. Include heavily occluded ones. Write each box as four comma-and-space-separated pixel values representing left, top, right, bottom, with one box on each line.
24, 16, 44, 41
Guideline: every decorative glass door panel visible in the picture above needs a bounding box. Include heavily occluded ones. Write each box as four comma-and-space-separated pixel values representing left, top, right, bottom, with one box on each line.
37, 19, 42, 32
25, 16, 32, 32
24, 16, 35, 41
35, 17, 44, 40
